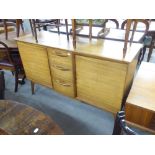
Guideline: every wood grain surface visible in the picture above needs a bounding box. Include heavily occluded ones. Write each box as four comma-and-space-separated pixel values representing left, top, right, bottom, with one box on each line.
0, 100, 63, 135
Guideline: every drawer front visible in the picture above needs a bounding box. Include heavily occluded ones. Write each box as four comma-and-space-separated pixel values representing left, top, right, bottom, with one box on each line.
47, 47, 74, 97
76, 55, 127, 113
50, 64, 73, 82
47, 48, 72, 68
53, 78, 74, 97
17, 42, 53, 88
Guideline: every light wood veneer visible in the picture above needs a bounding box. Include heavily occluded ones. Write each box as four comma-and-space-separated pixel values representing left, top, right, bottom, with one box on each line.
16, 31, 142, 113
125, 62, 155, 132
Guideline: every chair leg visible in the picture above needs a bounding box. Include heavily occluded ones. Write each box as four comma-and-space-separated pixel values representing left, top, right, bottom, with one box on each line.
147, 45, 154, 62
31, 81, 35, 95
3, 20, 8, 40
18, 74, 26, 85
32, 19, 38, 43
14, 70, 19, 92
112, 112, 122, 135
141, 46, 147, 62
137, 47, 145, 65
57, 20, 60, 35
16, 19, 20, 37
21, 22, 24, 32
0, 71, 5, 99
43, 25, 47, 31
65, 19, 69, 41
29, 19, 34, 36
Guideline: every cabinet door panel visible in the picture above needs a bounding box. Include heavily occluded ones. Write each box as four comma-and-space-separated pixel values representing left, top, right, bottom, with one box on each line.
17, 42, 52, 88
76, 55, 127, 113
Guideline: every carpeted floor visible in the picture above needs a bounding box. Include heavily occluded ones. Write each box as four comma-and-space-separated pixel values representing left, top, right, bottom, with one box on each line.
5, 71, 115, 135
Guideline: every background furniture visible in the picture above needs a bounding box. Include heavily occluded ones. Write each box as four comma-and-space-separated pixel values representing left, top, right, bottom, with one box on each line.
71, 19, 120, 48
121, 19, 149, 58
0, 100, 63, 135
16, 31, 142, 113
125, 62, 155, 134
29, 19, 69, 43
0, 30, 26, 85
0, 41, 23, 92
0, 71, 5, 99
142, 20, 155, 62
71, 19, 145, 59
121, 19, 155, 62
0, 19, 24, 40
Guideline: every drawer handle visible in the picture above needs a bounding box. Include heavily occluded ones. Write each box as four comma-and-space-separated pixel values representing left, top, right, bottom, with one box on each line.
55, 51, 71, 57
55, 79, 71, 87
52, 64, 70, 71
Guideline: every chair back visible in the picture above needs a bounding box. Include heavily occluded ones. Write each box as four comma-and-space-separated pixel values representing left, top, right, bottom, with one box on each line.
0, 41, 14, 65
121, 19, 149, 34
105, 19, 119, 29
122, 19, 150, 58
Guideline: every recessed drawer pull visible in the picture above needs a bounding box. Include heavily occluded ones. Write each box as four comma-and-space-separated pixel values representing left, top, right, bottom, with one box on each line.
55, 51, 71, 57
55, 79, 71, 87
52, 64, 70, 71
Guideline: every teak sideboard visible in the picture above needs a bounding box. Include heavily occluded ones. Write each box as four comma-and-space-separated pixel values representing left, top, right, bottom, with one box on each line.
16, 31, 142, 113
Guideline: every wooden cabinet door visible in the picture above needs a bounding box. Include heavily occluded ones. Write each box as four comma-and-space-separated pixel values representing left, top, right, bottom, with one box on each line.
76, 55, 127, 113
17, 42, 52, 88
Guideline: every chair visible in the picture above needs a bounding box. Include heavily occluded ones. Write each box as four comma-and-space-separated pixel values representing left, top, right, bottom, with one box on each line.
0, 70, 5, 99
71, 19, 119, 48
143, 19, 155, 62
113, 111, 138, 135
0, 19, 24, 40
105, 19, 119, 29
29, 19, 69, 43
0, 41, 23, 92
97, 19, 119, 38
121, 19, 150, 62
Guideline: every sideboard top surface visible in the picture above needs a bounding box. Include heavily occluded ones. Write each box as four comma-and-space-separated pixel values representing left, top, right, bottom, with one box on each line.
16, 31, 143, 63
126, 62, 155, 112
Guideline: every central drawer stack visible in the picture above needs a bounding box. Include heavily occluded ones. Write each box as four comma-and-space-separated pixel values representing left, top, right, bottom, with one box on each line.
47, 48, 75, 97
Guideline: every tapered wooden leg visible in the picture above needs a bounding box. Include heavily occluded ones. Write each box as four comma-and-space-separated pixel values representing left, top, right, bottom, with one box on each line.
72, 19, 76, 48
29, 19, 34, 36
31, 81, 35, 95
14, 70, 18, 92
123, 19, 132, 58
32, 19, 38, 43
